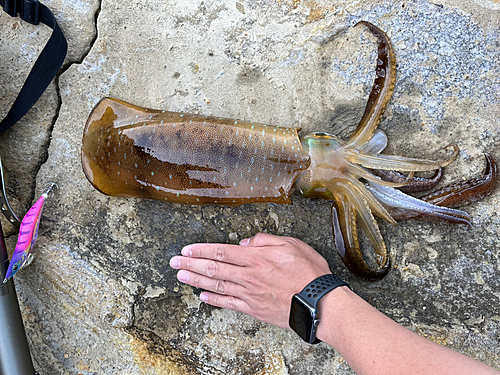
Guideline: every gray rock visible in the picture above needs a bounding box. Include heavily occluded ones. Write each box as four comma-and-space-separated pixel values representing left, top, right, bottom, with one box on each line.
1, 0, 499, 373
0, 0, 99, 235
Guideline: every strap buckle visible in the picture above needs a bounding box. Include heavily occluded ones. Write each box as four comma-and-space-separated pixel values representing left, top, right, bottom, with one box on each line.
1, 0, 40, 25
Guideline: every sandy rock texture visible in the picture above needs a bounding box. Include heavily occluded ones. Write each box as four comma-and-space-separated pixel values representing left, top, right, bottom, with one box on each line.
0, 0, 499, 373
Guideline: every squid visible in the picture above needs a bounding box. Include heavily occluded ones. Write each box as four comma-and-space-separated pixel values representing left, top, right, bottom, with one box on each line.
81, 21, 498, 280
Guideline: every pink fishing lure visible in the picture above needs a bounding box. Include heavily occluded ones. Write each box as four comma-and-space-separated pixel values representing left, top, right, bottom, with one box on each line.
3, 183, 57, 283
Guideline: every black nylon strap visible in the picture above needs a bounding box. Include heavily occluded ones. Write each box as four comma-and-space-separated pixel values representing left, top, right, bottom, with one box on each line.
0, 0, 67, 133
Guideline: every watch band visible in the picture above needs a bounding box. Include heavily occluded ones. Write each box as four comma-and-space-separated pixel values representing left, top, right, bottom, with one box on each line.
297, 274, 351, 344
297, 274, 350, 303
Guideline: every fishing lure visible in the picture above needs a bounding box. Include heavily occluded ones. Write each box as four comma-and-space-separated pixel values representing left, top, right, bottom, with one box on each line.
3, 182, 58, 283
81, 22, 498, 280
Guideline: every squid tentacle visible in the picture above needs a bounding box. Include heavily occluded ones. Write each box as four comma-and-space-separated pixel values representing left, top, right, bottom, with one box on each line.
331, 195, 389, 281
371, 168, 443, 193
346, 21, 396, 149
365, 183, 471, 225
347, 161, 414, 189
332, 181, 390, 268
347, 144, 458, 172
421, 153, 498, 208
345, 177, 397, 225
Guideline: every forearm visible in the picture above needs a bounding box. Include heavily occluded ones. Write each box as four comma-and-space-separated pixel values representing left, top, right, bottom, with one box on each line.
317, 287, 498, 375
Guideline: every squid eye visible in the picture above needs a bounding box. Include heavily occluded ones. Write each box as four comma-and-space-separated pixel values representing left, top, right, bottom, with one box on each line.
12, 264, 19, 271
311, 132, 334, 140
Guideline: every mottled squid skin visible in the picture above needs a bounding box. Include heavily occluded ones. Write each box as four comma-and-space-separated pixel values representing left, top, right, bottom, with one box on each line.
81, 21, 498, 281
82, 98, 310, 206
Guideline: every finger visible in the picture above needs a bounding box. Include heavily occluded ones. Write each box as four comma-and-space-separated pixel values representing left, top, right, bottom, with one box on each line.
242, 232, 288, 247
170, 256, 242, 282
181, 243, 249, 266
175, 270, 244, 296
199, 291, 253, 316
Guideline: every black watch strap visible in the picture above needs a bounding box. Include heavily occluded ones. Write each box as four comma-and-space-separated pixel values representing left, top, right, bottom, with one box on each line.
297, 274, 351, 344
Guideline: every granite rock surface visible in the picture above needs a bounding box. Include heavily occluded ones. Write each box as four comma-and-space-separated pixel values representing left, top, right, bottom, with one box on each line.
0, 0, 499, 373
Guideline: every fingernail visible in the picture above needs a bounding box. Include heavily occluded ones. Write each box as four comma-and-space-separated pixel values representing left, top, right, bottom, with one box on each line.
170, 258, 181, 269
239, 238, 250, 246
177, 270, 189, 282
200, 292, 209, 302
181, 247, 192, 256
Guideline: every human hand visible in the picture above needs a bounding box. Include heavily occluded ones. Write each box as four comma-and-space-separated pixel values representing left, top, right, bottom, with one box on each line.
169, 233, 331, 329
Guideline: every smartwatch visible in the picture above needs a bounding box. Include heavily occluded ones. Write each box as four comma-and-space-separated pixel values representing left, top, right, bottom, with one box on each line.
289, 274, 351, 344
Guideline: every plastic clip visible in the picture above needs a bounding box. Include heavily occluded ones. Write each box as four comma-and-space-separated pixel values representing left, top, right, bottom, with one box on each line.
1, 0, 39, 25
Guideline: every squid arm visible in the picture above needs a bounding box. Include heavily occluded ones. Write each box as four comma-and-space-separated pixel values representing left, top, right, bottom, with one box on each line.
331, 193, 390, 281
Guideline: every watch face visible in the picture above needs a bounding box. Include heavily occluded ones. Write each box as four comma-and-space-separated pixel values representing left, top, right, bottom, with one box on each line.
289, 295, 315, 342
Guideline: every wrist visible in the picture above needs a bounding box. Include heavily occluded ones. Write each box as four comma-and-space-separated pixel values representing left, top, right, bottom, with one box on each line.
289, 274, 351, 344
315, 285, 354, 344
